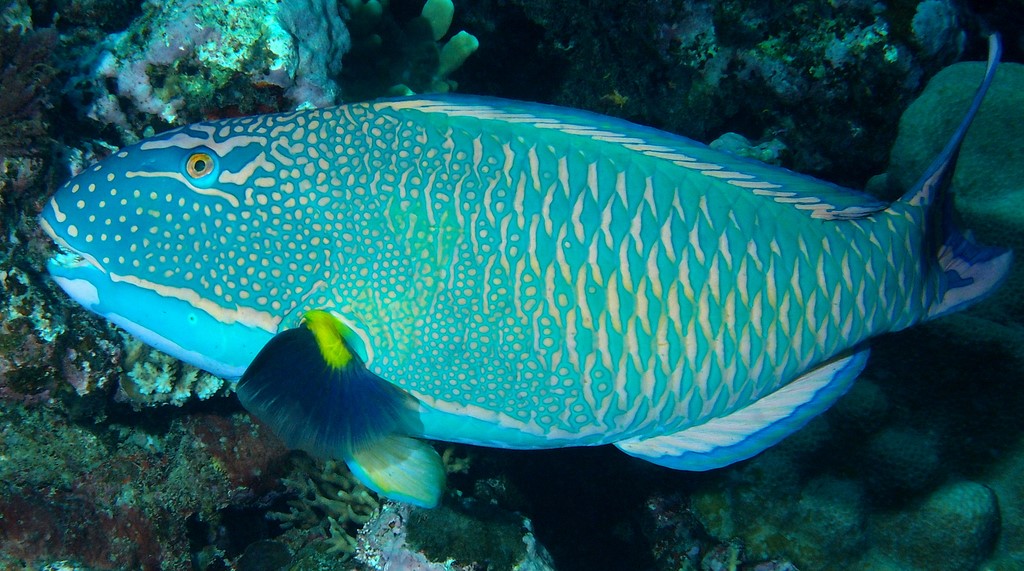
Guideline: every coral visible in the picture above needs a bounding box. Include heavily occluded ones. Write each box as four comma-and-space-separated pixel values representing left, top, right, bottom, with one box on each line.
0, 404, 289, 569
0, 222, 117, 408
884, 59, 1024, 331
828, 377, 890, 436
884, 60, 1024, 321
184, 412, 290, 498
789, 477, 868, 566
405, 502, 532, 568
454, 0, 970, 187
0, 269, 63, 404
70, 0, 350, 134
911, 0, 965, 61
985, 436, 1024, 568
709, 132, 788, 166
691, 462, 869, 570
862, 426, 941, 498
65, 0, 479, 139
234, 539, 293, 570
0, 400, 177, 569
275, 0, 351, 108
117, 334, 229, 406
682, 305, 1024, 570
356, 502, 457, 570
270, 450, 537, 568
268, 456, 380, 558
355, 500, 557, 571
0, 26, 57, 160
640, 492, 763, 571
0, 401, 107, 490
341, 0, 479, 100
3, 1, 1020, 569
1, 0, 32, 29
887, 61, 1024, 208
51, 0, 140, 33
437, 31, 479, 84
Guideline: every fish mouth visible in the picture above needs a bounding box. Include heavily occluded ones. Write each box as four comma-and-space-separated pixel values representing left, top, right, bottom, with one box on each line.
39, 218, 109, 312
48, 244, 91, 270
38, 216, 106, 275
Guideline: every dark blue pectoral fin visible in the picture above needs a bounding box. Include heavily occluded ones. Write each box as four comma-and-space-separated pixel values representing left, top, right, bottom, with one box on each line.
236, 312, 445, 508
615, 349, 869, 470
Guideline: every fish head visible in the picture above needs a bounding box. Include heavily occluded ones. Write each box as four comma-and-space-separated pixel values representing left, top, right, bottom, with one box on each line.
38, 119, 290, 379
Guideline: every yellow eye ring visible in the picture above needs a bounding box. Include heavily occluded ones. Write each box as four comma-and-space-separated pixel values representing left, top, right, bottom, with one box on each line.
186, 152, 215, 178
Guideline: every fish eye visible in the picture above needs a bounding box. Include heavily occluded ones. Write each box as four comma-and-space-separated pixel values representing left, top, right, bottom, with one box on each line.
185, 152, 215, 179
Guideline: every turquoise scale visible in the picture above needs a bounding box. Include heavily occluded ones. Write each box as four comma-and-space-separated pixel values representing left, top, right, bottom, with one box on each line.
340, 98, 909, 442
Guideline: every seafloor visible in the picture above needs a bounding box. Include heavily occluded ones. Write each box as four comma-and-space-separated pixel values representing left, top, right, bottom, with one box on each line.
1, 0, 1023, 569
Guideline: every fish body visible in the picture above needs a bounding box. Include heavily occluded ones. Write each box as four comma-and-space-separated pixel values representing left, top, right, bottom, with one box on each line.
40, 38, 1010, 505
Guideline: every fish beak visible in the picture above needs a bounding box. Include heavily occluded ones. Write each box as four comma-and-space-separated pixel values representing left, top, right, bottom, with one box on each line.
37, 212, 109, 315
38, 212, 107, 276
48, 245, 89, 270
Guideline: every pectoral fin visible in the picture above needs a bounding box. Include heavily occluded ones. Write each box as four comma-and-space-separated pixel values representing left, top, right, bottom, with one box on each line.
346, 435, 446, 508
236, 310, 445, 507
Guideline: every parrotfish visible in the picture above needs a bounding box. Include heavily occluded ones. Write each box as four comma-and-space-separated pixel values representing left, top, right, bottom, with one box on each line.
40, 36, 1010, 507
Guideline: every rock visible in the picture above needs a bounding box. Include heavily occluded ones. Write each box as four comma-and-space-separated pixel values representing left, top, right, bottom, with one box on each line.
864, 426, 941, 498
830, 378, 890, 436
980, 437, 1024, 567
875, 480, 1000, 571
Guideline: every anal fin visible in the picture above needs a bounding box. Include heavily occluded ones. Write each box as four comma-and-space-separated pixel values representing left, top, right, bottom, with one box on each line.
615, 349, 869, 470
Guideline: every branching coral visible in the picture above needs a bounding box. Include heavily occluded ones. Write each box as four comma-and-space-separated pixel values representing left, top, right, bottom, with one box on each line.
269, 456, 380, 557
269, 445, 471, 559
117, 334, 228, 406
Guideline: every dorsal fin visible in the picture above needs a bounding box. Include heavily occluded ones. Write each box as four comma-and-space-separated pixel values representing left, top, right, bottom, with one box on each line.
373, 94, 889, 220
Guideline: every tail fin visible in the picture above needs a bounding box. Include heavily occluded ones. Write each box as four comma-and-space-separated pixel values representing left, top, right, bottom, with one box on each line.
902, 34, 1013, 320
